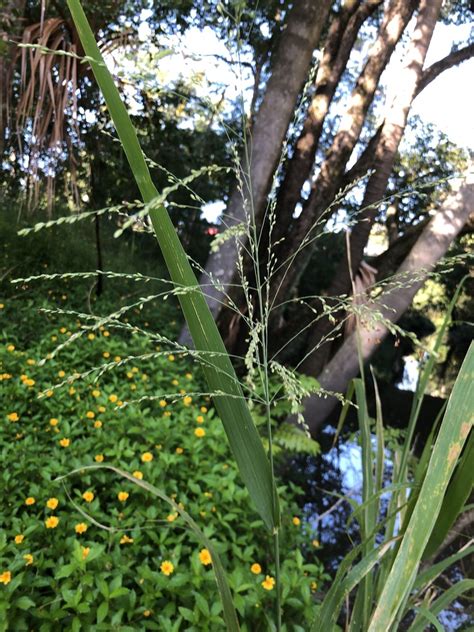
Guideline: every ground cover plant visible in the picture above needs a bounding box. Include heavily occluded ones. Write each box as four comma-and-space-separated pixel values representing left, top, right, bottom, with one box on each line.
1, 0, 473, 629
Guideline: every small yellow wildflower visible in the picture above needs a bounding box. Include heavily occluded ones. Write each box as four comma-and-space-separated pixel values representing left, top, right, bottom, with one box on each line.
87, 333, 95, 341
23, 554, 33, 566
45, 516, 59, 529
196, 415, 204, 423
27, 359, 36, 365
312, 539, 320, 548
82, 491, 94, 503
103, 331, 110, 337
163, 410, 170, 416
141, 452, 153, 463
81, 547, 90, 560
167, 354, 175, 362
200, 406, 208, 413
175, 447, 184, 454
59, 438, 70, 447
109, 394, 118, 403
58, 370, 66, 378
7, 412, 19, 422
144, 610, 152, 617
132, 470, 143, 480
94, 420, 103, 429
118, 491, 129, 502
262, 575, 276, 591
198, 549, 212, 566
292, 516, 301, 526
7, 344, 15, 352
59, 327, 67, 334
171, 379, 179, 386
183, 396, 192, 406
311, 581, 318, 592
0, 571, 12, 585
46, 390, 54, 397
114, 356, 121, 362
103, 351, 110, 358
95, 454, 104, 463
25, 378, 35, 387
92, 389, 101, 397
86, 411, 95, 419
194, 427, 205, 438
159, 400, 167, 408
69, 387, 76, 396
25, 497, 36, 506
185, 372, 192, 379
160, 560, 174, 576
14, 535, 25, 544
166, 513, 178, 523
75, 523, 88, 534
120, 535, 134, 544
51, 335, 57, 342
251, 563, 262, 574
98, 405, 106, 413
46, 498, 59, 510
49, 418, 59, 427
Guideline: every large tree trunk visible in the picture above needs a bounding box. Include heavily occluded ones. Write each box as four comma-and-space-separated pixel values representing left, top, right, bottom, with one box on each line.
300, 0, 443, 376
298, 169, 474, 436
179, 0, 331, 344
268, 0, 416, 316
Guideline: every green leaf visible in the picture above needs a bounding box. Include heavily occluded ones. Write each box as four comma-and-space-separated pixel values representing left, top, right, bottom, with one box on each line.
14, 596, 35, 610
97, 601, 109, 624
66, 0, 277, 535
368, 343, 474, 631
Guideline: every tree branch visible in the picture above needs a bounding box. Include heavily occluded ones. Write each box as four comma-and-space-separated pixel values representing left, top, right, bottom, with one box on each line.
416, 42, 474, 95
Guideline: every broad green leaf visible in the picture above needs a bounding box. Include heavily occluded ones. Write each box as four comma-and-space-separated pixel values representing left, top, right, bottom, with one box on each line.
368, 343, 474, 631
66, 0, 277, 533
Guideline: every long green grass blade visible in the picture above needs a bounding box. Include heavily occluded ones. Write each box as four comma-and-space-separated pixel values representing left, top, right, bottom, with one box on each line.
411, 544, 474, 595
408, 579, 474, 632
66, 0, 278, 531
58, 465, 241, 631
422, 430, 474, 559
368, 343, 474, 631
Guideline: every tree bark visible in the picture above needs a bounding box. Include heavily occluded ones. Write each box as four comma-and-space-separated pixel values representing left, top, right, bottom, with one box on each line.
298, 168, 474, 436
300, 0, 443, 376
179, 0, 331, 345
269, 0, 416, 314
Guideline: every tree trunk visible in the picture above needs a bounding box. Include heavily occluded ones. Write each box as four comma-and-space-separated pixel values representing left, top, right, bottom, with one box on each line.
300, 0, 443, 376
179, 0, 331, 345
268, 0, 416, 316
298, 169, 474, 436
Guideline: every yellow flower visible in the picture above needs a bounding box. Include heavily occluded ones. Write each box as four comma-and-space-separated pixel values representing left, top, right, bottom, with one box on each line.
0, 303, 4, 309
49, 418, 59, 427
45, 516, 59, 529
95, 454, 104, 463
58, 370, 66, 378
75, 523, 88, 534
196, 415, 204, 423
311, 581, 318, 592
46, 390, 54, 397
59, 438, 70, 447
175, 447, 184, 454
27, 359, 36, 365
292, 516, 301, 526
69, 386, 76, 396
86, 411, 95, 419
183, 396, 192, 406
23, 554, 33, 566
185, 372, 192, 379
46, 497, 59, 510
103, 331, 110, 337
171, 379, 179, 386
81, 547, 90, 559
262, 575, 276, 591
144, 610, 152, 617
0, 571, 12, 585
118, 491, 129, 502
7, 412, 19, 422
59, 327, 67, 334
14, 535, 25, 544
87, 333, 95, 341
200, 406, 208, 413
114, 356, 121, 362
159, 400, 167, 408
166, 513, 178, 523
194, 428, 205, 438
98, 405, 106, 413
109, 394, 118, 403
160, 560, 174, 576
251, 563, 262, 575
120, 535, 134, 544
132, 470, 143, 480
92, 389, 101, 397
167, 354, 175, 362
94, 420, 103, 429
312, 539, 320, 548
163, 410, 171, 416
51, 335, 57, 342
132, 367, 139, 373
25, 497, 36, 506
198, 548, 212, 566
126, 371, 134, 379
141, 452, 153, 463
25, 378, 35, 387
7, 344, 15, 352
103, 351, 110, 358
82, 491, 94, 503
